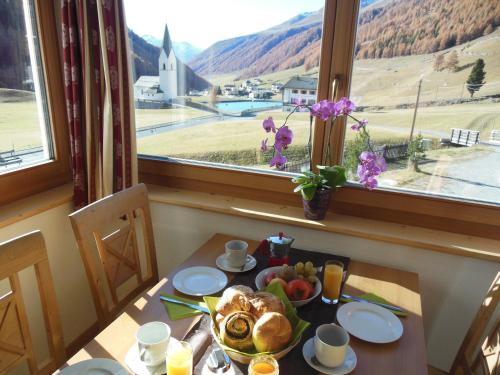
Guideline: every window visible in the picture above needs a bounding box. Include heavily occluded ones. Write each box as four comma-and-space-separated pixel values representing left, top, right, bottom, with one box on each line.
341, 0, 500, 205
125, 0, 323, 173
0, 0, 70, 205
0, 0, 53, 173
309, 90, 316, 95
292, 90, 299, 94
301, 90, 307, 94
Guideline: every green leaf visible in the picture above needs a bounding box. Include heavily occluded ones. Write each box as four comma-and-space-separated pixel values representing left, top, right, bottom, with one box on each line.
291, 175, 307, 184
301, 185, 317, 201
318, 165, 347, 188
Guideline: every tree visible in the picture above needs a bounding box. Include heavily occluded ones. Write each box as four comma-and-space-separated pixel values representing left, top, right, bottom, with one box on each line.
408, 134, 425, 171
466, 58, 486, 98
445, 51, 459, 72
433, 54, 445, 71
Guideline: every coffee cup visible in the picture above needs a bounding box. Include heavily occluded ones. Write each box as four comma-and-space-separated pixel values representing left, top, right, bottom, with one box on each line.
137, 321, 171, 366
314, 323, 349, 368
224, 240, 248, 267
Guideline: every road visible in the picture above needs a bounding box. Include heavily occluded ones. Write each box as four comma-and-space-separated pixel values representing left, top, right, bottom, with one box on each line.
399, 145, 500, 204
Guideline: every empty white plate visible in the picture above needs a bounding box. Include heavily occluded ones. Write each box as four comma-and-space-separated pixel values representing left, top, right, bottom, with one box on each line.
59, 358, 128, 375
215, 254, 257, 273
173, 266, 228, 296
302, 337, 356, 375
337, 302, 403, 344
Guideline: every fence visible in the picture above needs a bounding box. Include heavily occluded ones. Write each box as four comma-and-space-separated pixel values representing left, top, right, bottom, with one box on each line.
374, 143, 409, 161
450, 128, 480, 147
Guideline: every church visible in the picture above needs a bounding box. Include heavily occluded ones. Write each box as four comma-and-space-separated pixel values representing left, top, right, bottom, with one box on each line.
133, 24, 210, 106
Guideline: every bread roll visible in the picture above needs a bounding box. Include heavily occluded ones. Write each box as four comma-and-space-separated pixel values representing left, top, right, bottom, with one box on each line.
216, 285, 253, 315
253, 312, 292, 352
249, 292, 285, 318
215, 313, 225, 329
220, 311, 256, 351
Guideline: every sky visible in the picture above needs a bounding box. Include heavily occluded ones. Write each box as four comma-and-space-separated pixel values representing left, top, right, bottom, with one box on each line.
123, 0, 324, 49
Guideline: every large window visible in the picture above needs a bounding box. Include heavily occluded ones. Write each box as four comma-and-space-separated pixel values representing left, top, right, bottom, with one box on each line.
0, 0, 53, 173
124, 0, 324, 173
343, 0, 500, 205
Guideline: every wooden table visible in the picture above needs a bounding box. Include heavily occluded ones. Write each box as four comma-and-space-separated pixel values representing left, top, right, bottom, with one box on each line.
58, 233, 427, 374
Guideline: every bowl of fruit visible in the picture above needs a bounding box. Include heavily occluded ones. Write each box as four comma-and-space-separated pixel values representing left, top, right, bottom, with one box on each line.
255, 262, 322, 307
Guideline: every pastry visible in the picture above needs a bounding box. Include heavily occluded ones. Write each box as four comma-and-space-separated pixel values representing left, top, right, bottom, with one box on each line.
220, 311, 256, 351
215, 313, 225, 329
215, 285, 253, 315
252, 312, 292, 352
249, 292, 285, 318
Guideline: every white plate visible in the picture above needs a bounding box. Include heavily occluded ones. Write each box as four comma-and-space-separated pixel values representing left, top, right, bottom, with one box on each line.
337, 302, 403, 343
215, 254, 257, 273
173, 266, 228, 296
59, 359, 128, 375
254, 266, 322, 307
302, 337, 356, 375
125, 337, 179, 375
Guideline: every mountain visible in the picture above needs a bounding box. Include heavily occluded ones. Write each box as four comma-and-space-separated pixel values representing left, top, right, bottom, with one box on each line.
355, 0, 500, 59
141, 35, 202, 62
189, 9, 323, 78
141, 34, 162, 47
0, 0, 30, 90
172, 42, 202, 63
189, 0, 500, 78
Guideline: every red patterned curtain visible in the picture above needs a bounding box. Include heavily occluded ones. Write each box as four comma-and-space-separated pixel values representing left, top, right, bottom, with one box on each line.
61, 0, 137, 208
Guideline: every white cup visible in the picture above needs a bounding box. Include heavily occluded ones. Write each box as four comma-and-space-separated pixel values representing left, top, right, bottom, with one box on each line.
137, 321, 171, 366
224, 240, 248, 267
314, 323, 349, 368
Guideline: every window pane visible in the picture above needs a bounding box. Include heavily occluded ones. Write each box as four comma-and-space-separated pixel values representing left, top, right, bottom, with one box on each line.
344, 1, 500, 204
0, 0, 53, 173
125, 0, 325, 173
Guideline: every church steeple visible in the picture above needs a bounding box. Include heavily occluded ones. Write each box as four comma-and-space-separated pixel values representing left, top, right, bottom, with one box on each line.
162, 24, 173, 56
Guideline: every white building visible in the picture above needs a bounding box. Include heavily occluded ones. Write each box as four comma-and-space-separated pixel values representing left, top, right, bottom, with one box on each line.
282, 76, 318, 111
133, 25, 178, 104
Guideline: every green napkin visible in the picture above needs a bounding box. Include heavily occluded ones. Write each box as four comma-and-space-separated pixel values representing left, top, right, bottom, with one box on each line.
160, 293, 208, 321
340, 292, 407, 317
204, 282, 310, 357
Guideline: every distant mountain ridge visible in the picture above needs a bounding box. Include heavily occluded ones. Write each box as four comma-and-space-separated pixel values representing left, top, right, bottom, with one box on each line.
141, 34, 201, 63
189, 8, 323, 78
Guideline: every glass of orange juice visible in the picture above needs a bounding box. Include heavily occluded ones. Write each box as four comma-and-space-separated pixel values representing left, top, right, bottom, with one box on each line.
166, 341, 193, 375
322, 260, 344, 304
248, 354, 279, 375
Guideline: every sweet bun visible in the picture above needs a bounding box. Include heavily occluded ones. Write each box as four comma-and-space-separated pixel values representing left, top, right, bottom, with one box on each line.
252, 312, 292, 352
249, 292, 285, 318
216, 285, 254, 315
215, 313, 225, 329
220, 311, 256, 351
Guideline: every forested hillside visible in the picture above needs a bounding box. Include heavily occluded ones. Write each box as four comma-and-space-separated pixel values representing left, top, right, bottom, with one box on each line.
356, 0, 500, 59
0, 0, 30, 90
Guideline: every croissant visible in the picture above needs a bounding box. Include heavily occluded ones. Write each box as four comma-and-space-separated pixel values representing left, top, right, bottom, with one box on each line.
249, 292, 285, 318
215, 285, 253, 316
220, 311, 256, 351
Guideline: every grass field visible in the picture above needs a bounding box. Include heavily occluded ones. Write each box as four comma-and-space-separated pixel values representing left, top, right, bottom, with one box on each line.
0, 101, 43, 152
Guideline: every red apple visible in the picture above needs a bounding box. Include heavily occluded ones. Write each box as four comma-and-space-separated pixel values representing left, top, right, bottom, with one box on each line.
268, 277, 287, 290
264, 272, 277, 286
286, 279, 312, 301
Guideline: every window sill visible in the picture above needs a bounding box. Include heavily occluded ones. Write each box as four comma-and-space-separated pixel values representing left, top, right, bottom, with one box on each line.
0, 183, 73, 229
147, 184, 500, 263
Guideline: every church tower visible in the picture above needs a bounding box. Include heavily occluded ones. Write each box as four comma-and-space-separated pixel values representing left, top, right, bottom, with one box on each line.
159, 24, 177, 101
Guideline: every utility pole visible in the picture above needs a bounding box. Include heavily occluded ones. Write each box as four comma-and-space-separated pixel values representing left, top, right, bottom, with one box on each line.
409, 78, 423, 143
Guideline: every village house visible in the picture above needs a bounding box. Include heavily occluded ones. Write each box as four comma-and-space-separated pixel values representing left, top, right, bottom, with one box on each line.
282, 76, 318, 111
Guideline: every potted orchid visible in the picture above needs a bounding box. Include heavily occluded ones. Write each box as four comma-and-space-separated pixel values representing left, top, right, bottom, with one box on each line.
260, 97, 386, 220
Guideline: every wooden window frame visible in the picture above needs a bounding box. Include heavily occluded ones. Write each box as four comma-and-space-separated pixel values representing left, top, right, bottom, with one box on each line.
138, 0, 500, 241
0, 0, 71, 206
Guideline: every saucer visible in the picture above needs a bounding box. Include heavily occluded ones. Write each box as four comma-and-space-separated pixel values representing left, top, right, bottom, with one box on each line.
216, 254, 257, 273
302, 337, 356, 375
125, 337, 179, 375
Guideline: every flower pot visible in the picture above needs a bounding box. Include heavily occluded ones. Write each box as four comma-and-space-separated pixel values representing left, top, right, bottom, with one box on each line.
302, 187, 332, 220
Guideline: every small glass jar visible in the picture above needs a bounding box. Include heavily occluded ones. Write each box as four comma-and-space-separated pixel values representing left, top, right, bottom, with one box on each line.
248, 355, 279, 375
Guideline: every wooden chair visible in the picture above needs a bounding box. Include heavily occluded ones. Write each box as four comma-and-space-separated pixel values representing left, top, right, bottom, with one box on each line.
450, 272, 500, 375
69, 183, 159, 327
0, 230, 65, 374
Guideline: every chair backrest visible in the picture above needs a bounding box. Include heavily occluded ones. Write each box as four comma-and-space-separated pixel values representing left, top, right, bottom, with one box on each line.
450, 272, 500, 375
69, 183, 159, 326
0, 231, 65, 374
